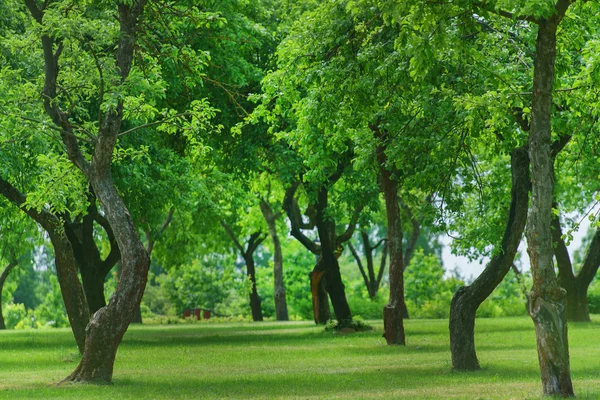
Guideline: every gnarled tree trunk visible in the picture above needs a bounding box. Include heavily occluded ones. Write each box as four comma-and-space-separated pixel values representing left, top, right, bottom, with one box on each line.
450, 146, 529, 370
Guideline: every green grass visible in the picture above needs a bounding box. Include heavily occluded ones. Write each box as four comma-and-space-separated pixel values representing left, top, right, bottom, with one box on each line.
2, 317, 600, 399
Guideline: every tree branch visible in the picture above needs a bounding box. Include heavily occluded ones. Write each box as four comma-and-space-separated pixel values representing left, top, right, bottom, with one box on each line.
349, 242, 370, 290
283, 182, 320, 255
220, 220, 245, 254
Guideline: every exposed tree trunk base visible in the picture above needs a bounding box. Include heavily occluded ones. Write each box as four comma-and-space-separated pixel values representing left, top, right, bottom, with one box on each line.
529, 290, 574, 397
449, 288, 480, 371
61, 308, 120, 384
383, 302, 405, 345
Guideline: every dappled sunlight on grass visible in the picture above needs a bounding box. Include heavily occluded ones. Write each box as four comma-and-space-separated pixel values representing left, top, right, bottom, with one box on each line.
2, 317, 600, 398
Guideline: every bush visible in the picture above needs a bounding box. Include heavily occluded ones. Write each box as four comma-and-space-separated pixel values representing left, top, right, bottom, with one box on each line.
324, 316, 374, 332
4, 303, 27, 329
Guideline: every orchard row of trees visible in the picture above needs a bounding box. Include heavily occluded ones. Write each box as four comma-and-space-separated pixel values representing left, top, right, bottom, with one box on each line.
1, 0, 600, 396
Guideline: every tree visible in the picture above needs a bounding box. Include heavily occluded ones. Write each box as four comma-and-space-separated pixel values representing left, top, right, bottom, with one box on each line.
221, 222, 266, 322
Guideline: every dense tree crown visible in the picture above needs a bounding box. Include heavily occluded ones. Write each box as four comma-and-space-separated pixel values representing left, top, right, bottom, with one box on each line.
0, 0, 599, 396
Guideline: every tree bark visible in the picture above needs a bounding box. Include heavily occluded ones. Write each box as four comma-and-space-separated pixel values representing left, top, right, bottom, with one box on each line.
450, 146, 529, 370
526, 3, 574, 395
374, 126, 406, 346
260, 199, 289, 321
0, 261, 19, 330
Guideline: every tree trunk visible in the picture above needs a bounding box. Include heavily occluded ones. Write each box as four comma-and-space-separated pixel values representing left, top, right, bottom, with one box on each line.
315, 187, 352, 325
565, 285, 589, 322
375, 128, 406, 346
0, 177, 90, 352
552, 214, 591, 322
80, 268, 107, 315
450, 147, 529, 370
260, 199, 289, 321
131, 307, 143, 324
0, 261, 18, 330
245, 255, 264, 322
65, 174, 150, 383
526, 5, 574, 396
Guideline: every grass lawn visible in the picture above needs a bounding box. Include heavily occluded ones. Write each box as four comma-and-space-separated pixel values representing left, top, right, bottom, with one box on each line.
1, 316, 600, 399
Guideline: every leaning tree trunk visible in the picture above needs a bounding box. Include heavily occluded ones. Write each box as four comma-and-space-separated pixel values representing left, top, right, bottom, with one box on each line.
450, 146, 529, 370
0, 177, 90, 352
245, 255, 264, 322
526, 5, 574, 396
65, 174, 150, 382
0, 261, 18, 330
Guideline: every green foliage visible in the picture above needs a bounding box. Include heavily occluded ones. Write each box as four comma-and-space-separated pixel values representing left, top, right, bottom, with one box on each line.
32, 275, 70, 328
324, 316, 374, 332
160, 255, 246, 316
3, 302, 27, 329
477, 270, 529, 318
404, 249, 463, 319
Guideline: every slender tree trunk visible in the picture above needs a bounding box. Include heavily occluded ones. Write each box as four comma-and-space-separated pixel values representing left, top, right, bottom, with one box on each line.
375, 128, 405, 345
0, 261, 18, 330
260, 200, 289, 321
526, 5, 574, 396
245, 255, 264, 322
450, 147, 529, 370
